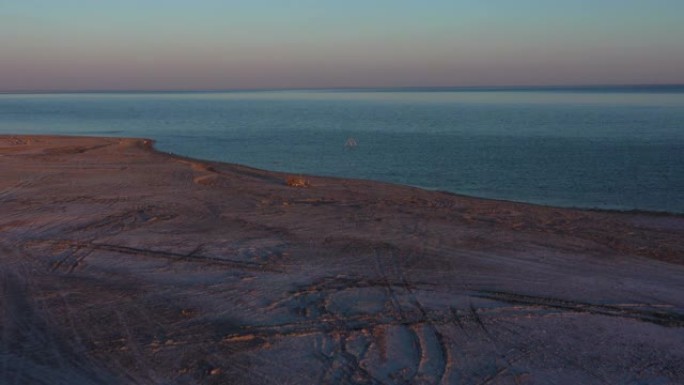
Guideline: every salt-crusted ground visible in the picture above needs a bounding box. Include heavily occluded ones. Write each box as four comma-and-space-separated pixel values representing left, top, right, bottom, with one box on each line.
1, 135, 683, 385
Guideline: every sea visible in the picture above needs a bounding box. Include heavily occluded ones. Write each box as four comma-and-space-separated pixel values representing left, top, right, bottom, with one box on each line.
1, 86, 683, 214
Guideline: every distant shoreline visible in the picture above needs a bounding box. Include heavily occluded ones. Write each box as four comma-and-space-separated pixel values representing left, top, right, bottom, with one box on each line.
3, 133, 683, 217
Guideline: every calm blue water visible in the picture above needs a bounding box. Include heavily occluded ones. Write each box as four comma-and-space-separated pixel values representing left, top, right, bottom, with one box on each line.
1, 87, 683, 213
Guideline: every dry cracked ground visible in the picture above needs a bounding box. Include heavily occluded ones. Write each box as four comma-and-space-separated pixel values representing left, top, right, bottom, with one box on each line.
1, 135, 683, 385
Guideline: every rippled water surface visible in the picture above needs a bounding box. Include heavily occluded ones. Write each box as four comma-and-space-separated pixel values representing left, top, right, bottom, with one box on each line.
1, 87, 683, 213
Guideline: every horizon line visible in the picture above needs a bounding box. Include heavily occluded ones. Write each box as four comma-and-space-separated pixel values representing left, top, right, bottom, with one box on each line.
2, 83, 684, 95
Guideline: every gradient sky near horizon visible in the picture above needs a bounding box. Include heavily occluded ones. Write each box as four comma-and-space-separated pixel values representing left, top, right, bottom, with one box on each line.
2, 0, 684, 91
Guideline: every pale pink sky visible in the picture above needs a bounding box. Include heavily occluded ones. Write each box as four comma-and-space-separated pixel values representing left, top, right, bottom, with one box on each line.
2, 0, 683, 91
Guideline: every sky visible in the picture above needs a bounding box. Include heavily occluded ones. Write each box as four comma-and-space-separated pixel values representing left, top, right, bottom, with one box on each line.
1, 0, 684, 91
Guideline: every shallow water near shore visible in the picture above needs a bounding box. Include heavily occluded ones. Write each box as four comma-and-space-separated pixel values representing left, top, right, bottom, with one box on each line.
1, 86, 683, 213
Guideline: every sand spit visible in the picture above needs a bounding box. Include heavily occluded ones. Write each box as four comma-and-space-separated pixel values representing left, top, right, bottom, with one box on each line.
1, 135, 682, 385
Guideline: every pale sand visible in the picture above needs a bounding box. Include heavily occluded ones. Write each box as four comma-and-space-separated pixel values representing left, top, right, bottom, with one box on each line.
1, 135, 682, 384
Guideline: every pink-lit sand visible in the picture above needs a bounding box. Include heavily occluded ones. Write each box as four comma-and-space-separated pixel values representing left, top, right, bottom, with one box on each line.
1, 135, 682, 384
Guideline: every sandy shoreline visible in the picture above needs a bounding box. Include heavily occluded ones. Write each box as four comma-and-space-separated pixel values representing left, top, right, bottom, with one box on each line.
1, 135, 683, 384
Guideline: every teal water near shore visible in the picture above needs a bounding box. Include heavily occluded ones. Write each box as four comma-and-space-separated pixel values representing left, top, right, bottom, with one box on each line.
1, 86, 683, 213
